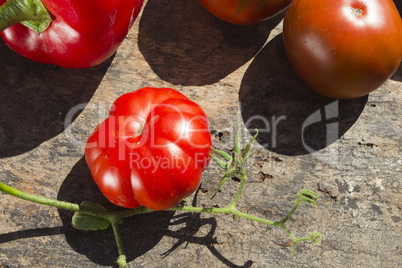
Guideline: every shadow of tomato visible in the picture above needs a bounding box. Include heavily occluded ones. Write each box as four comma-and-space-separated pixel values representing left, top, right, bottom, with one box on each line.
395, 0, 402, 16
391, 0, 402, 82
138, 0, 284, 86
56, 158, 254, 267
0, 41, 112, 158
391, 63, 402, 81
239, 34, 368, 156
57, 157, 175, 266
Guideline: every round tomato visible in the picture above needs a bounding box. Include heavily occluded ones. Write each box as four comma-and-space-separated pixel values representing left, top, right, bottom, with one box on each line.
85, 87, 212, 210
198, 0, 292, 25
283, 0, 402, 99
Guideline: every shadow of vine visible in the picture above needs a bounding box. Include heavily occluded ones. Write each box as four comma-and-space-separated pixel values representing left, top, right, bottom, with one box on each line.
53, 158, 252, 267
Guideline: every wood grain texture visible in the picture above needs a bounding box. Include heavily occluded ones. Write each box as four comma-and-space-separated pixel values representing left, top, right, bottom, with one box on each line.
1, 0, 401, 267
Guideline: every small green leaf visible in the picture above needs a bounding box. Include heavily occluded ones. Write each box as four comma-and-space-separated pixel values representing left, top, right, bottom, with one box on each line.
227, 152, 236, 170
309, 231, 322, 244
212, 175, 230, 199
233, 132, 241, 155
241, 130, 259, 159
209, 151, 228, 169
297, 189, 318, 207
243, 150, 256, 163
224, 168, 240, 178
210, 147, 232, 161
72, 201, 110, 231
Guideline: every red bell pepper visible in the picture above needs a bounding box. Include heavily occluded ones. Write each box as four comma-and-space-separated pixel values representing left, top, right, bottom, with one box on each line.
0, 0, 143, 68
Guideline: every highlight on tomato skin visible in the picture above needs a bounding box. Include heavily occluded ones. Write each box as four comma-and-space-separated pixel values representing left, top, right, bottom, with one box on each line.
85, 87, 213, 210
198, 0, 293, 25
282, 0, 402, 99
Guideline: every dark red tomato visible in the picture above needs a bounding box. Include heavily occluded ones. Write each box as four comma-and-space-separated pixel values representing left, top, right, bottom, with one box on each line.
85, 87, 212, 210
283, 0, 402, 99
198, 0, 292, 25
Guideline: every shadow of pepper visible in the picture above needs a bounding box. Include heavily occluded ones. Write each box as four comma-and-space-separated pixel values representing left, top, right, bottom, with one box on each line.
57, 157, 175, 266
0, 41, 113, 158
239, 34, 368, 156
138, 0, 284, 86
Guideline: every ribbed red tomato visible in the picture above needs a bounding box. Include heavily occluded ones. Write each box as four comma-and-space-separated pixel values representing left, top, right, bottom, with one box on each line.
198, 0, 292, 25
283, 0, 402, 99
85, 87, 212, 210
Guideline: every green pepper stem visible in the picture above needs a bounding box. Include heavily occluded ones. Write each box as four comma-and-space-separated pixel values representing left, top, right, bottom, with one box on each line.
0, 0, 52, 34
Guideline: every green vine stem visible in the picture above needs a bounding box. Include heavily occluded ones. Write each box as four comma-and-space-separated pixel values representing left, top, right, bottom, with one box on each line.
0, 180, 313, 229
111, 221, 127, 268
0, 131, 322, 267
0, 180, 321, 267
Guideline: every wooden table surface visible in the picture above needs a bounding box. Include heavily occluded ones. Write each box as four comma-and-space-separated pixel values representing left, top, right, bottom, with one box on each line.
1, 1, 401, 267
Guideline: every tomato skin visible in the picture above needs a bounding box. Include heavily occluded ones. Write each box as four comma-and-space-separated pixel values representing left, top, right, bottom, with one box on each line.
198, 0, 292, 25
283, 0, 402, 99
85, 87, 212, 210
